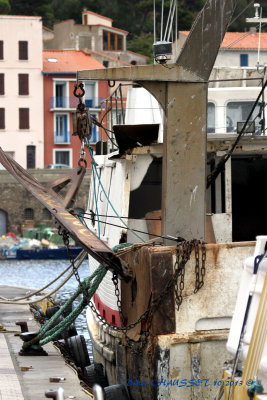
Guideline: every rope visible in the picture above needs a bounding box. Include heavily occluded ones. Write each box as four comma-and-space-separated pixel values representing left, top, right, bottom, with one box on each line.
90, 154, 101, 238
85, 140, 145, 243
22, 263, 107, 350
0, 250, 86, 302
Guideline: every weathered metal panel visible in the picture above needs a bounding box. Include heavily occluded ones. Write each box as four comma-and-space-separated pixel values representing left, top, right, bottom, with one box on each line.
175, 241, 255, 333
177, 0, 238, 80
162, 82, 207, 241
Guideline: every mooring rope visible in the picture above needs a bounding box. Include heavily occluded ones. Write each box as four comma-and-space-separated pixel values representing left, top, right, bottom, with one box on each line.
22, 262, 107, 350
0, 250, 87, 303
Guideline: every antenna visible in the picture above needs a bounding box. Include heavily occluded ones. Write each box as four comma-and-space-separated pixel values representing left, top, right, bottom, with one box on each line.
246, 3, 267, 70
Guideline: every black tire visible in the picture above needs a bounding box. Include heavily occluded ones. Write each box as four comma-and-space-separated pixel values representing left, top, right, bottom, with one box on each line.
84, 363, 108, 388
104, 384, 130, 400
67, 324, 77, 337
61, 302, 73, 318
45, 305, 60, 319
67, 335, 90, 370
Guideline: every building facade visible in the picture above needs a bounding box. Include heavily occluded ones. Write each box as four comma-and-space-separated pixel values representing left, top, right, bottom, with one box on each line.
43, 10, 148, 67
0, 15, 44, 169
43, 49, 109, 168
174, 30, 267, 68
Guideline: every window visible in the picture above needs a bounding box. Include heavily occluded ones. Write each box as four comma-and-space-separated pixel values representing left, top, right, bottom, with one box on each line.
240, 54, 248, 67
0, 74, 4, 95
226, 101, 260, 133
90, 113, 99, 143
27, 146, 35, 168
19, 108, 29, 129
55, 82, 67, 107
24, 208, 34, 220
18, 74, 29, 95
55, 114, 70, 143
103, 31, 124, 51
84, 82, 96, 107
0, 41, 3, 60
207, 102, 215, 133
0, 108, 5, 129
19, 41, 28, 60
54, 150, 71, 166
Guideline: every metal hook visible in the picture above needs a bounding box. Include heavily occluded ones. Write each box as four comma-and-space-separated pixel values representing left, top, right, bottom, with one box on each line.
74, 83, 85, 98
108, 80, 116, 88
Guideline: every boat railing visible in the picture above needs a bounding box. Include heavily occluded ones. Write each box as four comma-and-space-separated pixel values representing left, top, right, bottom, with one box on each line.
98, 83, 131, 153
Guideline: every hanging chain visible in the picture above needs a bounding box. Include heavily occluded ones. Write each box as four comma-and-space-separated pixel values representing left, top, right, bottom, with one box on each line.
59, 228, 88, 304
59, 227, 207, 334
112, 273, 125, 327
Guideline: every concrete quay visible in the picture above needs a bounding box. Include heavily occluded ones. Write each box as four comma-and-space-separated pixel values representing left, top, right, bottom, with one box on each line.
0, 285, 91, 400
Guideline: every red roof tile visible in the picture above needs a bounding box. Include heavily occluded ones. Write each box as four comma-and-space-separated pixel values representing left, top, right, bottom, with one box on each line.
179, 31, 267, 50
43, 50, 104, 73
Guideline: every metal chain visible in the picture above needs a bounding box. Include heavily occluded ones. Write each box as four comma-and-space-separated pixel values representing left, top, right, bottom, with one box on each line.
59, 228, 88, 305
60, 228, 207, 334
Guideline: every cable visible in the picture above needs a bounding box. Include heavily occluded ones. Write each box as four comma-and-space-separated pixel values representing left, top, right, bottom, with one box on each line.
0, 251, 88, 305
86, 142, 146, 242
81, 211, 161, 221
207, 79, 267, 188
228, 0, 255, 28
81, 214, 184, 243
0, 250, 87, 302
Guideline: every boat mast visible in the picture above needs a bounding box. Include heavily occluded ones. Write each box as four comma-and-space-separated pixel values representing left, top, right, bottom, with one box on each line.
78, 0, 238, 242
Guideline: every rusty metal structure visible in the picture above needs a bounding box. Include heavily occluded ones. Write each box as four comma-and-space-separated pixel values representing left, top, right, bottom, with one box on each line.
0, 149, 128, 279
78, 0, 238, 242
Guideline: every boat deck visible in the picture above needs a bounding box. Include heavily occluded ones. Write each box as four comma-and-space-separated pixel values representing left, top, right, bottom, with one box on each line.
0, 285, 91, 400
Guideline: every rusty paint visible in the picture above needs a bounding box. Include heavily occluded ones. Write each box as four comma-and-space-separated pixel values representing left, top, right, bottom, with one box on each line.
171, 329, 229, 344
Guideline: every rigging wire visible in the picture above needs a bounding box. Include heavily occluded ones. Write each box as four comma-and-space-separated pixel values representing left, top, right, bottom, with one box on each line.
82, 211, 161, 221
228, 0, 255, 28
80, 214, 184, 243
85, 140, 145, 243
0, 251, 87, 302
221, 23, 267, 52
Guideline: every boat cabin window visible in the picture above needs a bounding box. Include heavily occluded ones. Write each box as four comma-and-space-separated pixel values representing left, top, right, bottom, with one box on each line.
226, 101, 260, 134
207, 102, 215, 133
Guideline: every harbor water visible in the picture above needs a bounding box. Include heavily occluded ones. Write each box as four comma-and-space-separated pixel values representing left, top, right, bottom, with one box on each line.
0, 257, 93, 357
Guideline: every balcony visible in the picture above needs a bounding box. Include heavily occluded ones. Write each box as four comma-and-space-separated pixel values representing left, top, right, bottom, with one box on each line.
54, 131, 71, 144
49, 96, 103, 109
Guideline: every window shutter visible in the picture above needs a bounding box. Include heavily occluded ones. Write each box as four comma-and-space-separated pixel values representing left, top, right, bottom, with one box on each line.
0, 74, 4, 95
19, 108, 29, 129
18, 74, 29, 95
0, 108, 5, 129
0, 41, 3, 60
26, 146, 35, 169
0, 40, 4, 60
19, 41, 28, 60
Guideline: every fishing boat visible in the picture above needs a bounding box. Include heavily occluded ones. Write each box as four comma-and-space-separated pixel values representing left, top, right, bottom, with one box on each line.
0, 0, 266, 398
75, 0, 267, 399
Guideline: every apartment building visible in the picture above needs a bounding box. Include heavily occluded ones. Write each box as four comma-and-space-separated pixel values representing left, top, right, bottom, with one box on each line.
43, 49, 109, 168
44, 10, 148, 67
0, 15, 43, 169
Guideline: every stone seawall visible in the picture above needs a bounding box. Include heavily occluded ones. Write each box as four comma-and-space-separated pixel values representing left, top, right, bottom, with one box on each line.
0, 168, 91, 235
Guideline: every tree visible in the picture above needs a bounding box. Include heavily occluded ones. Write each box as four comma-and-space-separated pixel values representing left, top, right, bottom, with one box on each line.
0, 0, 11, 14
9, 0, 55, 28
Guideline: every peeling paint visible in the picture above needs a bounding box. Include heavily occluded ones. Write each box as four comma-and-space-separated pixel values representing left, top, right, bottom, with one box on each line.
190, 185, 198, 207
167, 97, 176, 108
